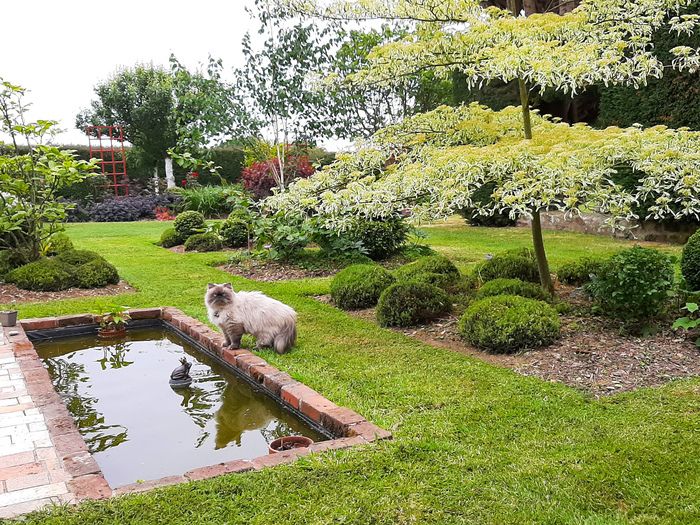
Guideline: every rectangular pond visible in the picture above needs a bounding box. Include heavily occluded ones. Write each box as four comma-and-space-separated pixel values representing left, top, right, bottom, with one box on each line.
33, 328, 326, 488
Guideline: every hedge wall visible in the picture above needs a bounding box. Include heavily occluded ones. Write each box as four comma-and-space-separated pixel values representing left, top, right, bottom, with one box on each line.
597, 2, 700, 130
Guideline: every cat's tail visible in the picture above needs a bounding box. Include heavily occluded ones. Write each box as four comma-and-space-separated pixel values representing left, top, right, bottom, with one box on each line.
274, 320, 296, 354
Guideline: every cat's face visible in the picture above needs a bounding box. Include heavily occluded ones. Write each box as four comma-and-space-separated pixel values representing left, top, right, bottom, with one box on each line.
205, 283, 234, 308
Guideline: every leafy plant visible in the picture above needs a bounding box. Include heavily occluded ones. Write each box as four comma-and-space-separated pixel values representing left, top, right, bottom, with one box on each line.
242, 155, 315, 200
99, 305, 131, 330
344, 217, 410, 260
459, 295, 561, 353
586, 246, 675, 324
672, 302, 700, 347
0, 80, 97, 264
681, 229, 700, 292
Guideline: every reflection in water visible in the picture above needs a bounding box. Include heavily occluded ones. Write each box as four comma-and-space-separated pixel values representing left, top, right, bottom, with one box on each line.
35, 329, 325, 488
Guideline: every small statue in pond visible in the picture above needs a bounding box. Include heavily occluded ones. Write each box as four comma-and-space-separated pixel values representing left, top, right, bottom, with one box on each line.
169, 357, 192, 388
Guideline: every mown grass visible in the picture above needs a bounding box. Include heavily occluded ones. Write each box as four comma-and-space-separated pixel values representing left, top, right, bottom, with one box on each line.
3, 221, 698, 525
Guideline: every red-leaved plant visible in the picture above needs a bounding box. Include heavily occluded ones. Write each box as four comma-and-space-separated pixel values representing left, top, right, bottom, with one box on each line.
154, 206, 176, 221
242, 155, 315, 200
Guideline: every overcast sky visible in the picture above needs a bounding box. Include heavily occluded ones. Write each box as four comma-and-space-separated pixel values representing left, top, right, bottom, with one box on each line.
2, 0, 254, 145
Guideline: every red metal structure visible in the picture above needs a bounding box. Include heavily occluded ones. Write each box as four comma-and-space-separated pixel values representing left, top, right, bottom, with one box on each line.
86, 125, 129, 197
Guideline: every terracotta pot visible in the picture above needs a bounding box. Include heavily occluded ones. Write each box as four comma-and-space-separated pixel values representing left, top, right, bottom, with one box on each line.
268, 435, 313, 454
98, 326, 127, 339
0, 311, 18, 327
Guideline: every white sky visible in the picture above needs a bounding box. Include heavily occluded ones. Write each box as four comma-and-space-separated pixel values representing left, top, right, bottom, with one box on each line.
2, 0, 254, 146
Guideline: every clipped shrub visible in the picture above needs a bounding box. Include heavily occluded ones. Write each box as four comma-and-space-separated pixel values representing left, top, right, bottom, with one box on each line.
174, 210, 206, 238
220, 215, 249, 248
56, 250, 104, 267
681, 229, 700, 291
76, 259, 119, 288
394, 255, 461, 286
471, 249, 539, 285
475, 278, 551, 302
159, 227, 183, 248
586, 246, 674, 323
330, 264, 396, 310
184, 232, 223, 252
401, 271, 455, 290
377, 281, 451, 327
346, 218, 410, 260
44, 233, 74, 256
7, 258, 77, 291
458, 295, 561, 353
557, 256, 609, 286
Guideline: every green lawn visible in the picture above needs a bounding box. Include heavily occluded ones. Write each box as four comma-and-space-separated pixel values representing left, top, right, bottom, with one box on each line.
5, 221, 698, 525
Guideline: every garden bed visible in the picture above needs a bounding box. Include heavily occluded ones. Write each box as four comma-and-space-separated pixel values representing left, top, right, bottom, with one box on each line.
0, 281, 134, 305
317, 290, 700, 397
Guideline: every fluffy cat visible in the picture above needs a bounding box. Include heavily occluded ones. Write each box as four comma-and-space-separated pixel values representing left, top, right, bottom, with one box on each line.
205, 283, 297, 354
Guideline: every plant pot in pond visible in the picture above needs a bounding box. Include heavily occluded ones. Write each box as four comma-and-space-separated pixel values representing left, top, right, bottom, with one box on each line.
0, 310, 18, 327
268, 435, 313, 454
98, 326, 127, 339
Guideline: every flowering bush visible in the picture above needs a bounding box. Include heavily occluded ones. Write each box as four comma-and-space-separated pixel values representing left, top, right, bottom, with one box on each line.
242, 155, 315, 200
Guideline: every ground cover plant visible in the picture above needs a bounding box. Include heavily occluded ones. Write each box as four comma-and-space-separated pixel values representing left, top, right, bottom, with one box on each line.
4, 221, 698, 524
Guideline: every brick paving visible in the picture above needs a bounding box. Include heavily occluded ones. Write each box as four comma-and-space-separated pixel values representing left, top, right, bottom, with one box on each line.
0, 324, 80, 519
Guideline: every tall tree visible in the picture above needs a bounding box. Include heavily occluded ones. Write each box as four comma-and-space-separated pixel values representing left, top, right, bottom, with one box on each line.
77, 57, 236, 190
273, 0, 700, 294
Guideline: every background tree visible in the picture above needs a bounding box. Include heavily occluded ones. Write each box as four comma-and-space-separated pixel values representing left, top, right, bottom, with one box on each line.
77, 57, 236, 190
1, 80, 96, 264
277, 0, 700, 293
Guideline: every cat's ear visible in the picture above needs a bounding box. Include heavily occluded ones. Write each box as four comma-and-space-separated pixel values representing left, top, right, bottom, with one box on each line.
207, 283, 216, 289
224, 283, 233, 290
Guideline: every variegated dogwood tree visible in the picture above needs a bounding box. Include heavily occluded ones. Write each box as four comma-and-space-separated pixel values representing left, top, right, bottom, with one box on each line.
269, 0, 700, 293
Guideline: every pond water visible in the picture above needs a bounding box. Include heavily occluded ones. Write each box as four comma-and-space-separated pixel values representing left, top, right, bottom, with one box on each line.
34, 328, 324, 488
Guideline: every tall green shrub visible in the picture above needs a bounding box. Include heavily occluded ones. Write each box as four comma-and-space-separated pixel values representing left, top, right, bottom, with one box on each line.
681, 230, 700, 291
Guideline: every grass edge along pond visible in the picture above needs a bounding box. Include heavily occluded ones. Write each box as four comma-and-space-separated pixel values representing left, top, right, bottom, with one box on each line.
4, 221, 698, 525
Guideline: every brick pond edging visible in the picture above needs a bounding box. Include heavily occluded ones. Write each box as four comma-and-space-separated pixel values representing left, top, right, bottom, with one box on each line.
2, 307, 390, 515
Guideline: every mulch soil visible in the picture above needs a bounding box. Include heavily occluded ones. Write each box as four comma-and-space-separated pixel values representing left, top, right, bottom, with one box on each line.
316, 288, 700, 398
0, 281, 134, 305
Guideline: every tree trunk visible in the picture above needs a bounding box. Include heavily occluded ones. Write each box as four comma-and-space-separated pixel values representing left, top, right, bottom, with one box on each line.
164, 156, 176, 189
518, 78, 555, 294
153, 166, 160, 195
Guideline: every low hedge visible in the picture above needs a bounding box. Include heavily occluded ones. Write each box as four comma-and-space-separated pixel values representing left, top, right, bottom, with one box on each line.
557, 256, 608, 286
377, 281, 451, 327
159, 228, 184, 248
76, 259, 120, 288
56, 250, 105, 267
7, 259, 77, 292
471, 248, 539, 285
330, 264, 396, 310
220, 215, 249, 248
394, 255, 461, 286
458, 295, 561, 353
475, 278, 551, 302
44, 233, 74, 256
174, 211, 206, 238
184, 233, 223, 252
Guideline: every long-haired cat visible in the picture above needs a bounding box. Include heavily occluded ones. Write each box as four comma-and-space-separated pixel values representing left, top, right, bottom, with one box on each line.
205, 283, 297, 354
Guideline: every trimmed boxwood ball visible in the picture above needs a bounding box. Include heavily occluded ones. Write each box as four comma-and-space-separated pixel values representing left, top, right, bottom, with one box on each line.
459, 295, 561, 353
472, 249, 539, 284
330, 264, 395, 310
159, 227, 183, 248
184, 232, 223, 252
475, 278, 551, 302
394, 255, 460, 285
76, 259, 119, 288
45, 233, 74, 255
220, 216, 249, 248
174, 210, 206, 238
7, 258, 77, 292
377, 281, 451, 327
55, 249, 104, 266
681, 229, 700, 291
401, 271, 454, 290
557, 256, 608, 286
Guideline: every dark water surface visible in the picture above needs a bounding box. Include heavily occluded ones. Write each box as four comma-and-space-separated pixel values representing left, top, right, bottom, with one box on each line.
34, 329, 324, 487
